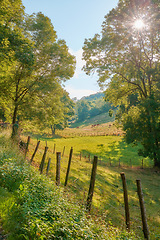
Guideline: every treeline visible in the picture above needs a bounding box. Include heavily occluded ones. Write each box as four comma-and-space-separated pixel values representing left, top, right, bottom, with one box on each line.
0, 0, 75, 137
73, 93, 114, 123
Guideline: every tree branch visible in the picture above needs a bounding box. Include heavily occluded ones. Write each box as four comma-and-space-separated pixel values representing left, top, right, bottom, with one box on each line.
116, 71, 147, 98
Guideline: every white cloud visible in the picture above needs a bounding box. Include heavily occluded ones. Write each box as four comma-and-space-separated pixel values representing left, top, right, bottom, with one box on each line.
65, 85, 97, 100
65, 48, 99, 99
69, 48, 85, 78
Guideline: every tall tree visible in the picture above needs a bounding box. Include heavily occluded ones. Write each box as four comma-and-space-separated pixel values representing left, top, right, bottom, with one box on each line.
0, 0, 34, 131
83, 0, 160, 167
0, 10, 76, 138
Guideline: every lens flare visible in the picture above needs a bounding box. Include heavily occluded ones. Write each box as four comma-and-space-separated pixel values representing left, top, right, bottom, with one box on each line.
134, 19, 145, 29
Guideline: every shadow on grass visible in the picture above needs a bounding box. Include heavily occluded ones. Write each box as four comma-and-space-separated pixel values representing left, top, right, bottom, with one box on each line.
23, 132, 62, 141
79, 139, 153, 168
65, 159, 160, 238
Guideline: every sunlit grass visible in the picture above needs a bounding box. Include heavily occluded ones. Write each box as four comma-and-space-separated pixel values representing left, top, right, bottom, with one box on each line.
20, 133, 160, 239
0, 130, 138, 239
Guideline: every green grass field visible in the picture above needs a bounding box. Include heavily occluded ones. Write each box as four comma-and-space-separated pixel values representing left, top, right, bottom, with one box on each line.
22, 134, 160, 239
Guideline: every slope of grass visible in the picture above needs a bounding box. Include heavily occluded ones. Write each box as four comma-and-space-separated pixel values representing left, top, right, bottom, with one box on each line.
0, 131, 136, 239
21, 133, 160, 240
70, 111, 115, 128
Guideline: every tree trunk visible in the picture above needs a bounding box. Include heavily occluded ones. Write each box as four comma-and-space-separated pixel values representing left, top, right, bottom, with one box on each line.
147, 107, 160, 168
151, 119, 160, 168
153, 152, 160, 168
51, 125, 56, 136
11, 104, 19, 139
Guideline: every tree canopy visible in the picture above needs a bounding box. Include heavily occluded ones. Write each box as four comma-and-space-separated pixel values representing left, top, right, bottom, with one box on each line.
83, 0, 160, 167
0, 1, 76, 138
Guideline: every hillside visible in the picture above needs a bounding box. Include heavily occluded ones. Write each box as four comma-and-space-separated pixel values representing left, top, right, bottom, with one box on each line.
70, 111, 115, 128
71, 92, 116, 128
80, 92, 104, 101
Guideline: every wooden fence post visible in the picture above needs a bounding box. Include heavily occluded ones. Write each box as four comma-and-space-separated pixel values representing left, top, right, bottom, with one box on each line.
120, 172, 130, 231
64, 147, 73, 186
53, 143, 56, 154
39, 146, 48, 174
86, 156, 98, 212
56, 152, 61, 186
25, 136, 30, 157
62, 146, 65, 157
46, 158, 51, 175
30, 140, 40, 163
136, 180, 150, 240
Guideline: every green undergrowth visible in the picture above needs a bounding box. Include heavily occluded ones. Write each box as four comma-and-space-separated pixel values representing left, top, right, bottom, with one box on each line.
0, 133, 137, 239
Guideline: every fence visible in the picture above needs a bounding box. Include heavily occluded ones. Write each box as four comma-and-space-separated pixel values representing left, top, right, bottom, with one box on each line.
23, 136, 159, 239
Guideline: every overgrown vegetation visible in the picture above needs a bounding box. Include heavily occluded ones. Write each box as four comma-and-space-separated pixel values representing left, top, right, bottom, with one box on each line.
0, 131, 137, 239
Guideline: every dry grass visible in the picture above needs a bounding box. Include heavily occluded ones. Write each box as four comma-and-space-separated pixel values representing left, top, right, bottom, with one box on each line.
57, 122, 124, 138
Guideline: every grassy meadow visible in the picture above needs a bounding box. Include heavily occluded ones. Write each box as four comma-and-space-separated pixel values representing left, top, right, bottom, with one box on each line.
21, 130, 160, 239
0, 130, 137, 239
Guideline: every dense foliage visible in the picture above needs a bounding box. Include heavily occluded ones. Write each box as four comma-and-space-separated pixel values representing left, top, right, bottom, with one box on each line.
0, 0, 75, 138
83, 0, 160, 167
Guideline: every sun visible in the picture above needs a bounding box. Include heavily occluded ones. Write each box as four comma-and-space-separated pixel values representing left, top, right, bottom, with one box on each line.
134, 19, 145, 29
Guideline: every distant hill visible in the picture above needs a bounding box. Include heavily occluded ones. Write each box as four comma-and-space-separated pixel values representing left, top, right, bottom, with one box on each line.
70, 111, 115, 128
70, 92, 116, 128
80, 92, 104, 101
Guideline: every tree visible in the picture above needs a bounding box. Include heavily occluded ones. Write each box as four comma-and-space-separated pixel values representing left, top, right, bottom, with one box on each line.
21, 86, 75, 136
49, 90, 75, 136
83, 0, 160, 167
0, 10, 76, 138
76, 100, 90, 122
0, 0, 25, 61
0, 0, 35, 136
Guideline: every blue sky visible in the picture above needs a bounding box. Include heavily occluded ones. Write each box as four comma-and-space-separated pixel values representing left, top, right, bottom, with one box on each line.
22, 0, 118, 99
